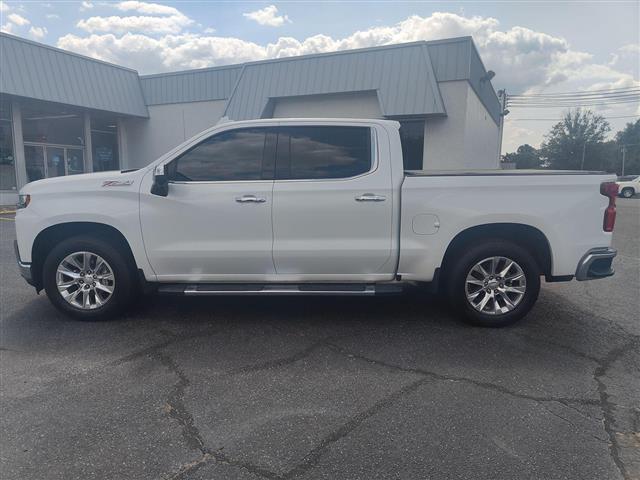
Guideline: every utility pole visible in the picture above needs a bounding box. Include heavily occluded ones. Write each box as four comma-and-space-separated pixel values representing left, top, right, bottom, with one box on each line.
619, 143, 640, 176
580, 142, 586, 170
497, 89, 508, 165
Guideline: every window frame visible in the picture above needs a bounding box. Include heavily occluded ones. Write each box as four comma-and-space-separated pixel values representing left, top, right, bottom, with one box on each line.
274, 125, 378, 183
166, 126, 276, 184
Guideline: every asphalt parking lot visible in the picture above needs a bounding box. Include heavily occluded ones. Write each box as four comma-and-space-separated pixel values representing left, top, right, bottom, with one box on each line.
1, 199, 638, 480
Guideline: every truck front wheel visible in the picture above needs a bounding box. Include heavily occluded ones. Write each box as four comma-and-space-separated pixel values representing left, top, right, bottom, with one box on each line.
446, 240, 541, 327
42, 236, 135, 320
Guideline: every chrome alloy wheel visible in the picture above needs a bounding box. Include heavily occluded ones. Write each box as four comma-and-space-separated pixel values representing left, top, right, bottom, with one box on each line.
56, 251, 115, 310
465, 256, 526, 315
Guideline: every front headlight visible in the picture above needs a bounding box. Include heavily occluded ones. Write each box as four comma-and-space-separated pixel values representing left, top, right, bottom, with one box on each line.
16, 194, 31, 209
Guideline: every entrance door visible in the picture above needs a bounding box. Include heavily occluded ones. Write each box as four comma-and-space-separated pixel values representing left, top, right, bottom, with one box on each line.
24, 144, 85, 182
46, 147, 65, 178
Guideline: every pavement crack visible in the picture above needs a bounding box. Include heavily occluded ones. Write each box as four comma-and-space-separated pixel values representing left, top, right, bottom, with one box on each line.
282, 377, 431, 479
168, 453, 212, 480
110, 338, 177, 366
539, 402, 608, 443
157, 352, 208, 454
593, 339, 639, 480
326, 342, 601, 407
221, 338, 331, 378
510, 331, 602, 363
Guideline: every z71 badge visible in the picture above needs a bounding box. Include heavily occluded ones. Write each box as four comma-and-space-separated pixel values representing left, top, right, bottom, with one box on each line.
102, 180, 134, 187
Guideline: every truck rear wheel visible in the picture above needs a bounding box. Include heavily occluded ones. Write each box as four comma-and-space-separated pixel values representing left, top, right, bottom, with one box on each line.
43, 235, 135, 320
446, 240, 540, 327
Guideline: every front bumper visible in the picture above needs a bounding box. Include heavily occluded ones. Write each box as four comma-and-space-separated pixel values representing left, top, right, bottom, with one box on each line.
576, 247, 617, 281
14, 240, 34, 286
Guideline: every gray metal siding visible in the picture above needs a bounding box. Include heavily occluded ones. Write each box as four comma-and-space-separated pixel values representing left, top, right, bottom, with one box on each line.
224, 43, 445, 120
0, 33, 148, 117
427, 39, 471, 81
140, 66, 243, 105
467, 44, 501, 124
428, 38, 500, 124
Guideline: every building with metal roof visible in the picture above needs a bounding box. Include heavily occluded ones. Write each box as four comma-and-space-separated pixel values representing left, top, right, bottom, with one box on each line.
0, 32, 503, 204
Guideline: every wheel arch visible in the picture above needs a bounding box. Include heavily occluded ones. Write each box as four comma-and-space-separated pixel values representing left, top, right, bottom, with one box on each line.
440, 223, 553, 281
31, 222, 138, 291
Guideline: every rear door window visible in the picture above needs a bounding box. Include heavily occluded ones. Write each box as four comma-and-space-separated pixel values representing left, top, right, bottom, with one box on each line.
276, 126, 372, 180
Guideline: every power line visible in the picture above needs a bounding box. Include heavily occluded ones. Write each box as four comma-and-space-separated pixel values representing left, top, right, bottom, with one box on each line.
509, 117, 638, 122
506, 99, 640, 108
508, 93, 640, 104
509, 86, 640, 98
508, 114, 640, 121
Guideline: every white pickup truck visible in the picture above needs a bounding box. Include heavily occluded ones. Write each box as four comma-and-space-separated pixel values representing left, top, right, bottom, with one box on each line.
15, 119, 618, 327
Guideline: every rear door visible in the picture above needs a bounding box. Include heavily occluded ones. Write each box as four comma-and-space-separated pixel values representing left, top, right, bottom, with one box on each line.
271, 123, 395, 280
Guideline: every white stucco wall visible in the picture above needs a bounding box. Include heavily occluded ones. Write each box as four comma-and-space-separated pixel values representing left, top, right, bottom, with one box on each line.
123, 99, 226, 168
463, 83, 501, 169
423, 81, 499, 170
120, 86, 498, 171
271, 91, 383, 119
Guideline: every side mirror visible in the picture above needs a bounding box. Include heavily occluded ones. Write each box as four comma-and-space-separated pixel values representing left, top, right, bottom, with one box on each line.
151, 164, 169, 197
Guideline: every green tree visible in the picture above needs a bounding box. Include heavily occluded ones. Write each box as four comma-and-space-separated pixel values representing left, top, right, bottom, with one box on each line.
540, 109, 611, 170
503, 144, 542, 169
615, 119, 640, 175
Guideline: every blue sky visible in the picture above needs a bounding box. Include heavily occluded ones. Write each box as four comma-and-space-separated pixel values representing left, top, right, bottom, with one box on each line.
1, 1, 639, 151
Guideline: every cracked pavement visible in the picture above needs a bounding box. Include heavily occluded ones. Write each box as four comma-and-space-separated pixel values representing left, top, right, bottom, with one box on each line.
1, 199, 638, 480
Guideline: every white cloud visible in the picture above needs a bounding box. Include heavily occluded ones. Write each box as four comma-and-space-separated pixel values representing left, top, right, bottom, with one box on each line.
80, 1, 94, 11
58, 10, 638, 103
0, 1, 9, 12
77, 14, 190, 34
28, 25, 47, 39
7, 12, 29, 26
76, 0, 192, 34
116, 1, 181, 16
46, 13, 59, 20
243, 5, 290, 27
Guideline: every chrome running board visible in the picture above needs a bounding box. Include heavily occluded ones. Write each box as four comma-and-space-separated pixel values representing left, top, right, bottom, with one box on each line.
157, 283, 402, 296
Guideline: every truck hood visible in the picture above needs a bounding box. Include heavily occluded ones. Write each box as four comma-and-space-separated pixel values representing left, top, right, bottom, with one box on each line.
20, 170, 143, 195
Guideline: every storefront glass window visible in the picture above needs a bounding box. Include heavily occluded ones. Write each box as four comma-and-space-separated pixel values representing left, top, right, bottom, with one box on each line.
91, 116, 119, 172
22, 103, 84, 146
0, 97, 17, 190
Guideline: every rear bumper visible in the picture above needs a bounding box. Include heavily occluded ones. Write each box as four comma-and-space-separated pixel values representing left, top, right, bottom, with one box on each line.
575, 247, 617, 281
14, 240, 34, 286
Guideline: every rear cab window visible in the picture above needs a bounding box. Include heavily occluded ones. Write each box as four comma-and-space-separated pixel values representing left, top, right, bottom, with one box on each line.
275, 126, 372, 180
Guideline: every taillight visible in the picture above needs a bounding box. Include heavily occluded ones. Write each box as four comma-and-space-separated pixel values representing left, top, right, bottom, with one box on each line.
600, 182, 618, 232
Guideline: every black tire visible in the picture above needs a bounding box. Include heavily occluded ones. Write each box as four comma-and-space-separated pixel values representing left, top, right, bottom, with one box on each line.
621, 188, 634, 198
445, 240, 541, 327
43, 235, 135, 320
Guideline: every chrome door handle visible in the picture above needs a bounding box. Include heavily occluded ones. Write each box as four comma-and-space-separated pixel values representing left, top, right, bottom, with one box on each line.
355, 193, 386, 202
235, 195, 266, 203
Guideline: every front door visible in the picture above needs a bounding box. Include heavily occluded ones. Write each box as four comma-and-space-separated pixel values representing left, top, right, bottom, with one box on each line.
272, 124, 395, 281
140, 127, 277, 282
